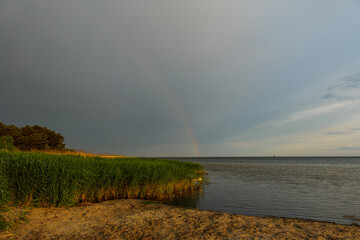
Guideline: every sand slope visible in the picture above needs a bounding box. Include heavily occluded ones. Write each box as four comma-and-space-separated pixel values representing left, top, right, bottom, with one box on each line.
1, 199, 359, 239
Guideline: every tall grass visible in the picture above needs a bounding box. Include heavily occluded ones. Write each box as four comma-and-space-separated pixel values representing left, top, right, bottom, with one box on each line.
0, 151, 203, 208
23, 149, 129, 158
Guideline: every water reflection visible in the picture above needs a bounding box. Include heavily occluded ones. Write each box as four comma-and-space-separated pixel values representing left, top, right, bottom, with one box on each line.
164, 190, 202, 208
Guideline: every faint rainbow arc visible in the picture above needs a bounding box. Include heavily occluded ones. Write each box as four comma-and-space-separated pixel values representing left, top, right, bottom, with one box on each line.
133, 54, 201, 157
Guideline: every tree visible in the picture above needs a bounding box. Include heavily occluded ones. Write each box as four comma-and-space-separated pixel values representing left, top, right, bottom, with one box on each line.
46, 130, 65, 150
15, 133, 49, 150
0, 122, 66, 151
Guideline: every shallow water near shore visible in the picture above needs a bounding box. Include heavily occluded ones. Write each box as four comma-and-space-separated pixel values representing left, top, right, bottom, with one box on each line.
164, 157, 360, 225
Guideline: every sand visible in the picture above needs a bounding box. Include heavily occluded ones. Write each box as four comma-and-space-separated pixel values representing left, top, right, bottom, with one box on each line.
1, 199, 359, 239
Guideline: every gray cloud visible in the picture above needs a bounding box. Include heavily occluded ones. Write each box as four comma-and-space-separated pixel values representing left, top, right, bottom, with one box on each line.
325, 131, 349, 135
1, 0, 360, 156
321, 93, 337, 99
337, 146, 360, 151
342, 73, 360, 89
325, 73, 360, 94
320, 93, 351, 101
320, 73, 360, 104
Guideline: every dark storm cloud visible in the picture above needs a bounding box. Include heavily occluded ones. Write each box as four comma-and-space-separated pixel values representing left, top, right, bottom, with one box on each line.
0, 0, 258, 155
1, 0, 360, 156
0, 0, 188, 154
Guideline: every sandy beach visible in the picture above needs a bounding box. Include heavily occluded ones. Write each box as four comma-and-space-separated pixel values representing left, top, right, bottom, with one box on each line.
1, 199, 359, 239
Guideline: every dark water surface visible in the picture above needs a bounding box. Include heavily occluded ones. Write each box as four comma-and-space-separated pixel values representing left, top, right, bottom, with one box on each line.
166, 157, 360, 225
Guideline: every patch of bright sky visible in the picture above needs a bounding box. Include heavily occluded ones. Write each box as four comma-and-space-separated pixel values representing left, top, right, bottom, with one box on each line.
224, 66, 360, 156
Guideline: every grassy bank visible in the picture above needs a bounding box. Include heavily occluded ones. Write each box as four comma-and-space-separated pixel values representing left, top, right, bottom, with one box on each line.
0, 151, 203, 230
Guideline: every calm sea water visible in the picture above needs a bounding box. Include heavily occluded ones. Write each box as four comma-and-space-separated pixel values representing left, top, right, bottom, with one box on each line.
165, 157, 360, 225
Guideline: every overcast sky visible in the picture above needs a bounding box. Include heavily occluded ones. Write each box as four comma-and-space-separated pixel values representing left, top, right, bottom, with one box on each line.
1, 0, 360, 156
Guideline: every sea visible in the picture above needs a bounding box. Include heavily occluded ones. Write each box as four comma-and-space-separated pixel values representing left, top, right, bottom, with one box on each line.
164, 157, 360, 225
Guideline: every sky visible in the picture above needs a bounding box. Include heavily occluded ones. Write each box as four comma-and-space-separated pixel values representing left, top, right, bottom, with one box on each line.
1, 0, 360, 157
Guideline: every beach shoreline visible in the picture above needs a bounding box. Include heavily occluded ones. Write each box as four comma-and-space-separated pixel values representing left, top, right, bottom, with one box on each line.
1, 199, 359, 239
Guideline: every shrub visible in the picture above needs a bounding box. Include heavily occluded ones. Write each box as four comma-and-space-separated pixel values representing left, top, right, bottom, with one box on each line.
0, 136, 15, 152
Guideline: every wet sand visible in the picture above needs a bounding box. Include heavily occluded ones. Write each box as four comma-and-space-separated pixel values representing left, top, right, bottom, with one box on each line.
1, 199, 359, 239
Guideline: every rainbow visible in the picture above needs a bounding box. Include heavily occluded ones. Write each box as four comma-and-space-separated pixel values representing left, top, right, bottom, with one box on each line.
133, 53, 201, 157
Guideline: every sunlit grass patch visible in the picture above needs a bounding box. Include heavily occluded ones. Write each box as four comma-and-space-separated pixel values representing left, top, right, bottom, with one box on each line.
23, 149, 129, 158
0, 151, 203, 207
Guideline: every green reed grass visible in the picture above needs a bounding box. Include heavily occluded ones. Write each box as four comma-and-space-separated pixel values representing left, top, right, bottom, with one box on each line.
0, 151, 203, 208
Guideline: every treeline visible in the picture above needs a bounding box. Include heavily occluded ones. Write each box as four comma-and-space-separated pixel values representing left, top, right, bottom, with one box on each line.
0, 122, 65, 151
